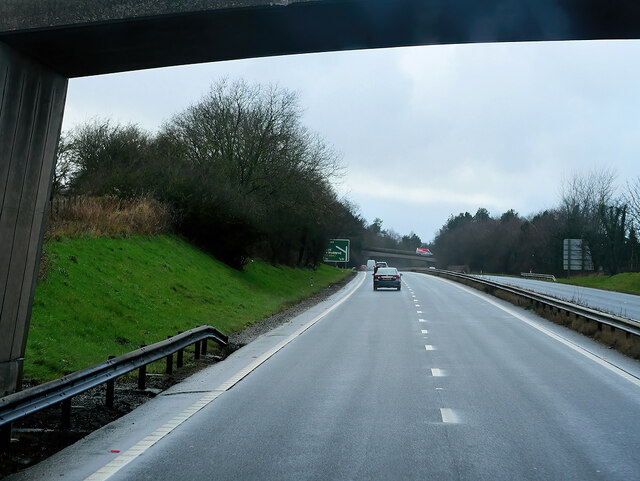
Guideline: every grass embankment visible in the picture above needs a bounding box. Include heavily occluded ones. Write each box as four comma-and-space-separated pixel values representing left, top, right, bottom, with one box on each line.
557, 273, 640, 296
28, 235, 350, 382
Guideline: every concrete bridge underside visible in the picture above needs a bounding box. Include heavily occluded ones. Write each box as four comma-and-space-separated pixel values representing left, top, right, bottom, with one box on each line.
2, 0, 640, 395
2, 0, 640, 78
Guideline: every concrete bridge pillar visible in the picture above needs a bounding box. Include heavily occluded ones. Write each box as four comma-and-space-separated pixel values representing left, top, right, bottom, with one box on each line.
0, 42, 67, 395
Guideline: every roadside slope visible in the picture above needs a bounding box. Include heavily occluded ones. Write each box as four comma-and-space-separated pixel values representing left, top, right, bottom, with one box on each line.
27, 234, 350, 381
557, 272, 640, 296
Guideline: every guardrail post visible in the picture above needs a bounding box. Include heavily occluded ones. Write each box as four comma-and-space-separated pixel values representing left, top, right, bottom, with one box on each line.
138, 364, 147, 390
177, 349, 184, 368
61, 398, 72, 429
166, 353, 173, 374
201, 338, 207, 355
1, 423, 12, 447
138, 345, 147, 389
166, 337, 173, 374
175, 333, 184, 368
194, 340, 201, 360
106, 378, 115, 407
106, 356, 115, 408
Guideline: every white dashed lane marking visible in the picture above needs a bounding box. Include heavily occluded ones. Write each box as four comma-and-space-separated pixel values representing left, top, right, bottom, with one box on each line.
440, 408, 458, 423
438, 276, 640, 388
409, 282, 458, 426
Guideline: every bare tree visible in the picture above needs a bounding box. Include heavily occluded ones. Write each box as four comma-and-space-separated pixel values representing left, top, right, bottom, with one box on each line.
51, 134, 75, 197
625, 176, 640, 231
558, 167, 618, 242
559, 167, 617, 220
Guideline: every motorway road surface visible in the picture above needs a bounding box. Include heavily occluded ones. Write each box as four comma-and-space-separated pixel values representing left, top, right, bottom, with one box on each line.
10, 272, 640, 480
480, 275, 640, 321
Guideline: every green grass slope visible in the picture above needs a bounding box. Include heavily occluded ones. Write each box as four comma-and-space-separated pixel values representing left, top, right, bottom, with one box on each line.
27, 235, 350, 381
557, 272, 640, 296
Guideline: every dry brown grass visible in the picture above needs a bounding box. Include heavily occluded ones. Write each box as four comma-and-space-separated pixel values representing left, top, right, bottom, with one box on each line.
45, 195, 176, 240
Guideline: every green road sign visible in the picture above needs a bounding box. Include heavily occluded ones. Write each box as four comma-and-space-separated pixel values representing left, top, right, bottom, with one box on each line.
324, 239, 350, 263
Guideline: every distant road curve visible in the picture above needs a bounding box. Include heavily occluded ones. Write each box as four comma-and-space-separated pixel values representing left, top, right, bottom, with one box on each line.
479, 275, 640, 321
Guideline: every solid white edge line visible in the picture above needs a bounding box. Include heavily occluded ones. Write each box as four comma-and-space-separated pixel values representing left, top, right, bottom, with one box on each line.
433, 275, 640, 388
85, 272, 367, 481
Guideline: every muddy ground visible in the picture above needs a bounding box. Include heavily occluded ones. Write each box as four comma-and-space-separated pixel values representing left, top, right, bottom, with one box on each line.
0, 272, 356, 478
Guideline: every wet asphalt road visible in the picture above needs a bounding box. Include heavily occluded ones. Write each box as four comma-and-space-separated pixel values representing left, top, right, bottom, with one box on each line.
111, 273, 640, 480
12, 272, 640, 480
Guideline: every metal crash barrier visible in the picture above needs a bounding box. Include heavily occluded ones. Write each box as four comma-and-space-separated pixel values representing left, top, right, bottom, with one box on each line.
0, 325, 228, 444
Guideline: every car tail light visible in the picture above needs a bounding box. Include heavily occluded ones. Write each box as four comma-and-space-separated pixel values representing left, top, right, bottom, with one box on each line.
393, 275, 400, 279
374, 275, 380, 279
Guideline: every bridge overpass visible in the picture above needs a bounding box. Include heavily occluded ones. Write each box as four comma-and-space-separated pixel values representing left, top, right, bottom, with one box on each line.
4, 1, 640, 78
361, 247, 436, 268
2, 0, 640, 394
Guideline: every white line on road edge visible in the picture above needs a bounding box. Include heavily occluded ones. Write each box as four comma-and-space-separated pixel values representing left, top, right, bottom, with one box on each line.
436, 276, 640, 388
425, 345, 436, 351
421, 329, 429, 334
85, 272, 367, 481
431, 368, 445, 377
419, 318, 426, 323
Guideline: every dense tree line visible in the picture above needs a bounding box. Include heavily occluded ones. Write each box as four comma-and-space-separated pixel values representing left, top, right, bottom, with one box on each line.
54, 80, 422, 268
56, 80, 637, 276
433, 169, 640, 275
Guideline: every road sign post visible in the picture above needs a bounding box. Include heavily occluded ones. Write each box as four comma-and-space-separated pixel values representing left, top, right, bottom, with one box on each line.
323, 239, 350, 263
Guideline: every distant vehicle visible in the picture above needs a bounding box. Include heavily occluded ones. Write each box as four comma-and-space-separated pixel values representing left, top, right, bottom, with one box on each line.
375, 261, 388, 268
359, 265, 368, 271
373, 267, 402, 291
366, 259, 376, 271
416, 247, 433, 256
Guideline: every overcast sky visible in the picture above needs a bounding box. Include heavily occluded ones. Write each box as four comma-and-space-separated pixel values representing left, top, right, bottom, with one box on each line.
62, 39, 640, 243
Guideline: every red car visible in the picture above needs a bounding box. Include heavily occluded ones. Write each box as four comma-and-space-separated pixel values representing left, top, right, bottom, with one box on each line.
416, 247, 433, 256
